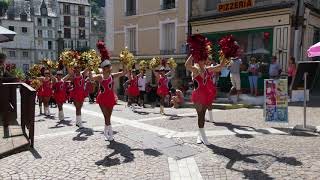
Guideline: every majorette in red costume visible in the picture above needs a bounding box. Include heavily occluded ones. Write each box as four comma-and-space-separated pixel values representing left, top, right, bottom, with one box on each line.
127, 75, 140, 97
38, 78, 52, 97
205, 69, 217, 102
70, 74, 87, 102
95, 40, 118, 109
53, 73, 67, 105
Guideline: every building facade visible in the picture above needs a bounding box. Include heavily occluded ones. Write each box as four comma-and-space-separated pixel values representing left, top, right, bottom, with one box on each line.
0, 0, 35, 73
57, 0, 91, 51
32, 0, 60, 63
189, 0, 320, 92
106, 0, 189, 94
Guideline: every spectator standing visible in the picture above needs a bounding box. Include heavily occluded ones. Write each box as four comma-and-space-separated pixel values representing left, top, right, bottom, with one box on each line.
269, 56, 282, 79
288, 57, 296, 88
248, 57, 259, 96
228, 57, 242, 102
138, 70, 146, 107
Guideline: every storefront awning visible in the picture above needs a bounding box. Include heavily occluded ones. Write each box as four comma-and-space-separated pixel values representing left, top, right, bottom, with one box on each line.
307, 42, 320, 58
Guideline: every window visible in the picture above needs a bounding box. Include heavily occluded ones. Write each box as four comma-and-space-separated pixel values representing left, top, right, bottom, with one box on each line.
21, 27, 28, 33
48, 41, 52, 50
20, 13, 27, 21
205, 0, 219, 11
9, 51, 16, 57
8, 26, 14, 31
126, 0, 136, 16
64, 16, 71, 26
47, 19, 52, 27
22, 51, 29, 58
38, 18, 42, 26
63, 4, 70, 14
161, 23, 175, 54
126, 27, 137, 54
48, 30, 53, 38
79, 18, 85, 27
161, 0, 175, 10
38, 40, 44, 48
78, 6, 85, 16
41, 7, 48, 15
38, 30, 43, 37
64, 40, 73, 49
64, 28, 71, 38
79, 29, 86, 39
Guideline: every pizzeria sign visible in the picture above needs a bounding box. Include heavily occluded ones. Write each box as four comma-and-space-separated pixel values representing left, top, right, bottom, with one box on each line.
218, 0, 255, 12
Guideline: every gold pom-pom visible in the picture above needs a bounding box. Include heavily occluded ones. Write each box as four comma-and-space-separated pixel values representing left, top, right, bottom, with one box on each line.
31, 79, 42, 90
149, 57, 161, 69
139, 60, 149, 71
29, 64, 41, 78
119, 47, 135, 69
167, 57, 177, 69
59, 50, 80, 68
41, 58, 58, 69
80, 50, 100, 71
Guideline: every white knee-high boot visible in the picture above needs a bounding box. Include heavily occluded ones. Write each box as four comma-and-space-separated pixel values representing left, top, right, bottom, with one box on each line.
208, 110, 214, 122
76, 115, 83, 128
160, 105, 164, 114
198, 128, 209, 145
58, 110, 64, 120
47, 107, 51, 115
104, 125, 109, 141
108, 125, 114, 141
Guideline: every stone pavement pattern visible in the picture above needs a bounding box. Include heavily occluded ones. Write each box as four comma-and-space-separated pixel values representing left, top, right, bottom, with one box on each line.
1, 100, 320, 180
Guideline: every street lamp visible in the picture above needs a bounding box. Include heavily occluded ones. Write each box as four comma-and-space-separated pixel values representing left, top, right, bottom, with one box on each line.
57, 29, 64, 59
93, 16, 98, 27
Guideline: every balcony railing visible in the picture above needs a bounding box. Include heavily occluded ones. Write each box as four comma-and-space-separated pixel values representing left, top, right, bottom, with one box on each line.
160, 49, 176, 55
125, 9, 137, 16
161, 2, 175, 10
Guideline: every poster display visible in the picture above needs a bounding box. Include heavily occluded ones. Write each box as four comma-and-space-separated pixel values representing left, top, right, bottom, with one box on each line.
264, 79, 288, 122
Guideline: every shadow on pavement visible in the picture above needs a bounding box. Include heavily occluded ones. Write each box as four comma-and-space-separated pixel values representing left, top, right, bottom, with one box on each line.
95, 140, 162, 167
49, 120, 73, 129
206, 144, 302, 180
72, 128, 94, 141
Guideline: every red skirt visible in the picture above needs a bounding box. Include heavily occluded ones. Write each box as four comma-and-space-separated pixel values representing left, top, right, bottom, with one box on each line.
127, 86, 140, 97
191, 88, 212, 106
157, 87, 169, 97
96, 91, 117, 109
37, 89, 52, 97
70, 89, 87, 102
54, 92, 67, 104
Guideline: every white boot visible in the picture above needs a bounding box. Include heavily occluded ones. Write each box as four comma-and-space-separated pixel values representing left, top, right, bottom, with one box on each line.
76, 115, 83, 128
104, 125, 109, 141
108, 125, 114, 141
198, 128, 209, 145
197, 135, 202, 144
160, 105, 165, 115
208, 110, 214, 122
61, 110, 64, 120
39, 106, 43, 115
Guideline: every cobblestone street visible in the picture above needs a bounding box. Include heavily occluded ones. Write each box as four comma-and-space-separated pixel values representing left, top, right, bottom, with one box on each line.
1, 101, 320, 180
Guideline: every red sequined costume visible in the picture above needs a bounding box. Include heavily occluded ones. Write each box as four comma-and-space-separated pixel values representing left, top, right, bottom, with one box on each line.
37, 79, 52, 97
70, 75, 87, 102
157, 76, 169, 97
85, 79, 94, 97
96, 75, 118, 109
127, 77, 140, 97
191, 74, 212, 106
53, 80, 67, 104
205, 70, 217, 103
